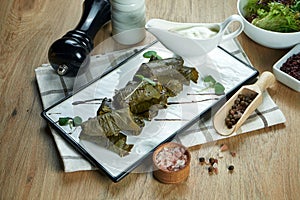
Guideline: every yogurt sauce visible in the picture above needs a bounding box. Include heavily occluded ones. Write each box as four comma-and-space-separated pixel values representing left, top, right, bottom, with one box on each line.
169, 26, 219, 39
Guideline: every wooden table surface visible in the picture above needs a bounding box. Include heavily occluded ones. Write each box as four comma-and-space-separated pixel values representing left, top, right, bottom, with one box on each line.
0, 0, 299, 199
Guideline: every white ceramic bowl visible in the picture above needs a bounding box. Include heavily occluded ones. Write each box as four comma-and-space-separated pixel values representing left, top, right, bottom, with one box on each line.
273, 44, 300, 92
237, 0, 300, 49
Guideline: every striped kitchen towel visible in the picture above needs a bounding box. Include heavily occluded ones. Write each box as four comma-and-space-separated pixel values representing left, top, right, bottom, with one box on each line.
35, 40, 286, 172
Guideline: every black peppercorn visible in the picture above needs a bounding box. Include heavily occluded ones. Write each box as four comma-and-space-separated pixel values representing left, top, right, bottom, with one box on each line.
227, 122, 232, 129
228, 165, 234, 172
240, 100, 246, 106
225, 118, 231, 123
229, 109, 235, 115
245, 96, 250, 101
224, 93, 257, 128
199, 157, 205, 164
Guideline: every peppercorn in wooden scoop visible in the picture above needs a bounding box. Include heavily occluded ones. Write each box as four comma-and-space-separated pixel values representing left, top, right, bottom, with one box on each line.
213, 71, 275, 136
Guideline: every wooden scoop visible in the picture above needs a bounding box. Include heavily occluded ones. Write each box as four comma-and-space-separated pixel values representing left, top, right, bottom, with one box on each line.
213, 71, 275, 136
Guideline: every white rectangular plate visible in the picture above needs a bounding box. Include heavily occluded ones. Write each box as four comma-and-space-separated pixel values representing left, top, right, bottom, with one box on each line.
42, 41, 258, 182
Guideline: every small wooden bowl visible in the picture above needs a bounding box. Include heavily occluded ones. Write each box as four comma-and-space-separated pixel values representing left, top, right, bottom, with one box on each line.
152, 142, 191, 184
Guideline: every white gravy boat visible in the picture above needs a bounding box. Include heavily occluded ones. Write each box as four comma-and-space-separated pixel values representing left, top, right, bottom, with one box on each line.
145, 15, 244, 57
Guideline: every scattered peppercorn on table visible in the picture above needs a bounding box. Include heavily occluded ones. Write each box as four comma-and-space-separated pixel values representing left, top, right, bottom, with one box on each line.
0, 0, 299, 199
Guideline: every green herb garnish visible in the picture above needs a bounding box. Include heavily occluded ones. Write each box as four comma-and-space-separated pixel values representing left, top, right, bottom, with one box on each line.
201, 75, 225, 95
58, 117, 72, 126
143, 51, 157, 58
58, 116, 83, 129
143, 51, 162, 60
203, 75, 217, 85
73, 116, 83, 126
135, 74, 157, 86
214, 82, 225, 95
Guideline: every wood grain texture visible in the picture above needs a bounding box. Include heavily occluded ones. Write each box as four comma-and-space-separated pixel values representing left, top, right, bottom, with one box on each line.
0, 0, 299, 199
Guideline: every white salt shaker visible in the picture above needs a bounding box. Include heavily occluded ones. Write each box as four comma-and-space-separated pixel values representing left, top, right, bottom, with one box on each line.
110, 0, 146, 45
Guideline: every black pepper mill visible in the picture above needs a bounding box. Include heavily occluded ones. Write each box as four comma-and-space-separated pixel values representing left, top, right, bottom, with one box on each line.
48, 0, 111, 76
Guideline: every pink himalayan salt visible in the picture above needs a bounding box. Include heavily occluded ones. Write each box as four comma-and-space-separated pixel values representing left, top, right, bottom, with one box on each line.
220, 144, 229, 152
155, 146, 188, 171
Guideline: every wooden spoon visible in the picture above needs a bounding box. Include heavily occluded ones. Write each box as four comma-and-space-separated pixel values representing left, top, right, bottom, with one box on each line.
213, 71, 275, 136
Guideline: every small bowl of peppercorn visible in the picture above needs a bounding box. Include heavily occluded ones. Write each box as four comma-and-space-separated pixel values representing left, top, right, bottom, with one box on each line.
273, 43, 300, 92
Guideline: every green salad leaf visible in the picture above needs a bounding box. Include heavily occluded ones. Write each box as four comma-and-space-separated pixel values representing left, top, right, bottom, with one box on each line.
244, 0, 300, 32
291, 0, 300, 12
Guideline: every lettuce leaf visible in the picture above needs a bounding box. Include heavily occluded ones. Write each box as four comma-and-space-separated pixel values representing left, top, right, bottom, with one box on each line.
291, 0, 300, 12
244, 1, 300, 32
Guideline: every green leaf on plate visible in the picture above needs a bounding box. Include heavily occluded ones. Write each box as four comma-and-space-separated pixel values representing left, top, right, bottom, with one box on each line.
155, 55, 163, 60
199, 75, 225, 95
135, 74, 156, 86
214, 82, 225, 95
58, 117, 72, 126
203, 75, 216, 84
73, 116, 83, 126
58, 116, 82, 128
143, 51, 157, 58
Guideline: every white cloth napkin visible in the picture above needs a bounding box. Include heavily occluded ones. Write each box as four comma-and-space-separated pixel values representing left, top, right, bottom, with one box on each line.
35, 39, 286, 172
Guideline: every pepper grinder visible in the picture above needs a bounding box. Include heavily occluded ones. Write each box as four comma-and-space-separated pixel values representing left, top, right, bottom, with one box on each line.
48, 0, 111, 76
